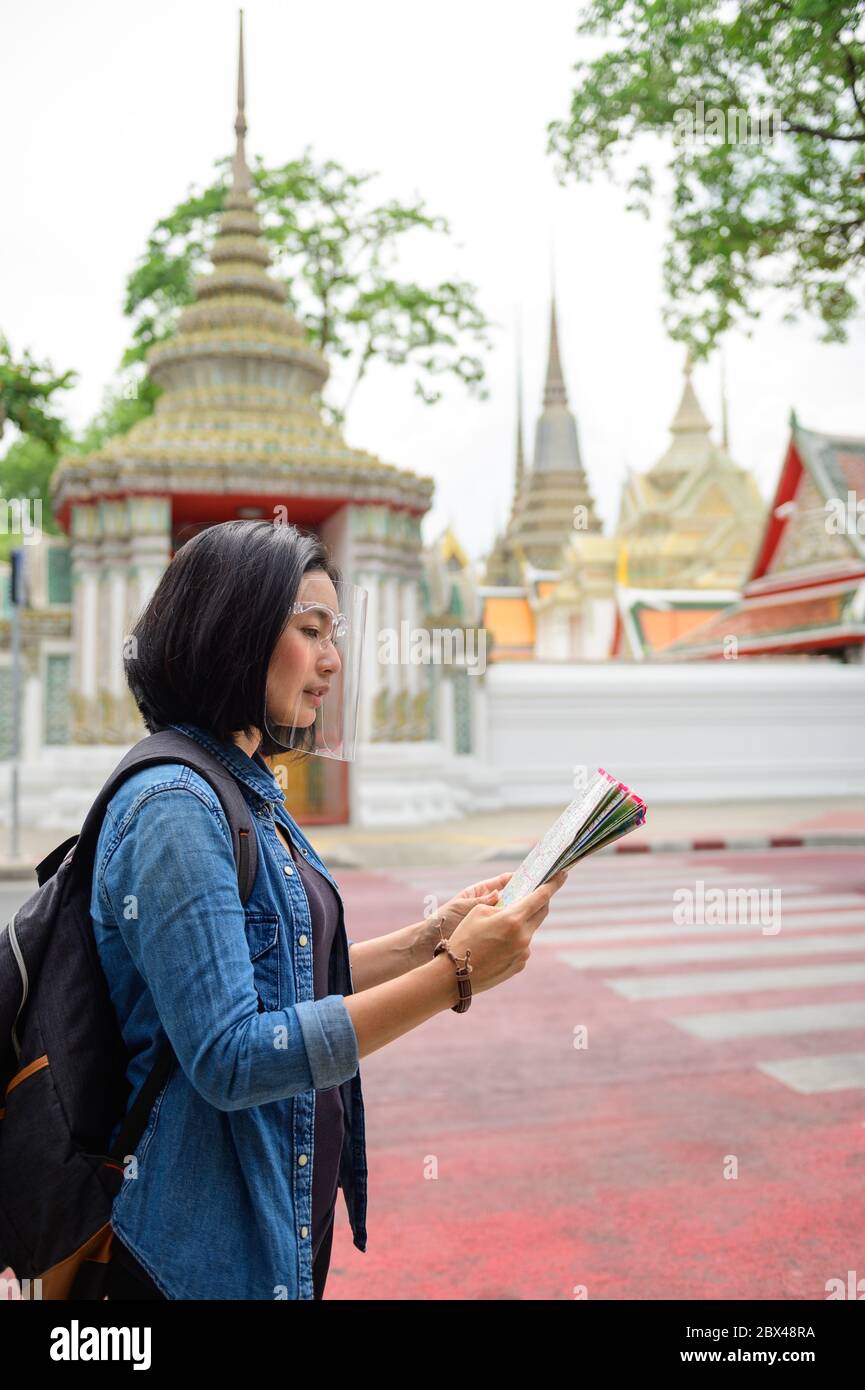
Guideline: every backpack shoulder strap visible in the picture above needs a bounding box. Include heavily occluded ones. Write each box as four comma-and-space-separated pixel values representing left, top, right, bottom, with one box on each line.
72, 729, 258, 904
66, 730, 265, 1170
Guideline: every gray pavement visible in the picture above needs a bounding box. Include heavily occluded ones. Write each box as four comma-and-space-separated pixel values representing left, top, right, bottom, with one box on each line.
306, 796, 865, 868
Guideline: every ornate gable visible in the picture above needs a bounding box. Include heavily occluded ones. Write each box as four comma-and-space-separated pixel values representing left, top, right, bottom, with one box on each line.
767, 469, 856, 575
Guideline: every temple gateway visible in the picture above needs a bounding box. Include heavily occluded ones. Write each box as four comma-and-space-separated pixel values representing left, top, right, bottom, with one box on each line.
1, 18, 484, 830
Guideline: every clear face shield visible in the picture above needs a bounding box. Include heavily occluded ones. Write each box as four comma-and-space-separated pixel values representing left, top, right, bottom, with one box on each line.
263, 578, 368, 762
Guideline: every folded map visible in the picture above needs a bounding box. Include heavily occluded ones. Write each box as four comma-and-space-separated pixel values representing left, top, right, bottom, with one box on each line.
497, 768, 647, 907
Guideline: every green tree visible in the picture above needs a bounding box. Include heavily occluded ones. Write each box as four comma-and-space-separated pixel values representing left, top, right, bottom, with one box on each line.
0, 436, 67, 561
122, 148, 492, 425
0, 379, 158, 557
0, 334, 76, 449
0, 338, 77, 556
547, 0, 865, 358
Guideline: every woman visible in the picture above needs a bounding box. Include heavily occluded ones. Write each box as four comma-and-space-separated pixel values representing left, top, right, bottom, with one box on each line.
90, 518, 568, 1300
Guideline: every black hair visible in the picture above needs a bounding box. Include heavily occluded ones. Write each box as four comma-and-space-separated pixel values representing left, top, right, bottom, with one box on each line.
125, 519, 342, 759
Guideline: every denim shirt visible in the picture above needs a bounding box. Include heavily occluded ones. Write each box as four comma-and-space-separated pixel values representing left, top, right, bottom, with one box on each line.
89, 721, 368, 1299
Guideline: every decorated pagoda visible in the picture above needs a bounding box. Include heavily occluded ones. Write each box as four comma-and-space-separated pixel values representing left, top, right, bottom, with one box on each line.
48, 13, 436, 821
498, 292, 601, 570
480, 293, 604, 660
602, 351, 766, 659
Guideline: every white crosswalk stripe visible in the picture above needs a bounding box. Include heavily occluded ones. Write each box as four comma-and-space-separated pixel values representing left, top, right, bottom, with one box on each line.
547, 882, 817, 913
545, 895, 862, 928
671, 1000, 865, 1040
607, 961, 865, 999
556, 930, 865, 969
756, 1053, 865, 1093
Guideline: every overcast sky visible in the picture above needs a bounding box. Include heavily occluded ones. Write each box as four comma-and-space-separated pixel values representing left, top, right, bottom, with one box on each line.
3, 0, 863, 564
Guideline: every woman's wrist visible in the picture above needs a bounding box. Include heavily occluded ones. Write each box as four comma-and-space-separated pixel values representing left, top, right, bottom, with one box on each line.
424, 947, 462, 1009
348, 918, 449, 992
343, 942, 465, 1059
409, 914, 448, 969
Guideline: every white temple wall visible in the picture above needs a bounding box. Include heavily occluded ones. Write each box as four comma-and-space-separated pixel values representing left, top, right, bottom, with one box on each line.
582, 596, 617, 660
535, 595, 617, 661
483, 660, 865, 804
19, 669, 43, 763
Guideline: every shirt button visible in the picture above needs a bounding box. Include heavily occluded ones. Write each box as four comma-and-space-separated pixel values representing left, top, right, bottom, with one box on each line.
301, 847, 309, 857
300, 1226, 309, 1239
298, 1154, 308, 1166
298, 934, 308, 947
284, 864, 294, 876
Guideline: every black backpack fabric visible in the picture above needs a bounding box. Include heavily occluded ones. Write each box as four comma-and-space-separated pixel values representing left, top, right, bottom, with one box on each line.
0, 728, 260, 1299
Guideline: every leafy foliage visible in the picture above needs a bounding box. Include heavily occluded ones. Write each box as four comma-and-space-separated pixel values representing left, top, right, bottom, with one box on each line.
0, 335, 76, 449
547, 0, 865, 357
122, 149, 492, 423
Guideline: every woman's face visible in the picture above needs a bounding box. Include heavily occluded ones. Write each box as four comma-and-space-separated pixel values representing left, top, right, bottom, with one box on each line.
266, 570, 343, 730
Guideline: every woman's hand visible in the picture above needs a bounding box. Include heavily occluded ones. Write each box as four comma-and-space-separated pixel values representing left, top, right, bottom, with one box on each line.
432, 871, 514, 939
444, 868, 569, 995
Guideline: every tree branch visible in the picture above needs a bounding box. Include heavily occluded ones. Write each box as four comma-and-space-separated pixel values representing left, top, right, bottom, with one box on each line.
340, 333, 376, 420
840, 41, 865, 128
780, 120, 865, 143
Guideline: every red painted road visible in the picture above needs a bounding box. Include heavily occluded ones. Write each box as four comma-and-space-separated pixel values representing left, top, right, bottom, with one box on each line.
324, 849, 865, 1300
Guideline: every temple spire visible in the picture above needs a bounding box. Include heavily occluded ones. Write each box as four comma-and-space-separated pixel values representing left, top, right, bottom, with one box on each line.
646, 345, 721, 490
669, 347, 711, 436
543, 291, 568, 409
514, 325, 525, 498
720, 352, 730, 453
231, 10, 252, 201
209, 9, 276, 292
503, 287, 601, 567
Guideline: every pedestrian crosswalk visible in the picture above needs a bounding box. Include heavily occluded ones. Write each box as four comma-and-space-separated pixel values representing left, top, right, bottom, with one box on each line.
544, 853, 865, 1095
394, 852, 865, 1097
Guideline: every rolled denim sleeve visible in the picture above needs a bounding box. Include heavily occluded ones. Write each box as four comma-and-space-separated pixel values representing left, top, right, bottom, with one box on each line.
96, 780, 359, 1109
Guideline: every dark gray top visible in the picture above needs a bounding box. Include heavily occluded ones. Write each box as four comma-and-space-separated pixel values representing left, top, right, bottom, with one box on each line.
287, 835, 345, 1261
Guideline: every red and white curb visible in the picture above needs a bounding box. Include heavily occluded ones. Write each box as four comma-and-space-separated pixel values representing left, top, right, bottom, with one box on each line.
611, 833, 865, 853
482, 832, 865, 861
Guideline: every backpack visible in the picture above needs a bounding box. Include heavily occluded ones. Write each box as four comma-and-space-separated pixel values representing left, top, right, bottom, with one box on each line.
0, 727, 260, 1300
